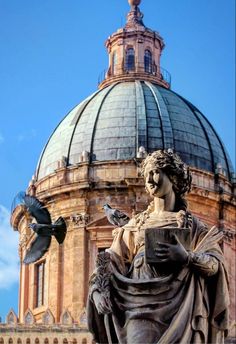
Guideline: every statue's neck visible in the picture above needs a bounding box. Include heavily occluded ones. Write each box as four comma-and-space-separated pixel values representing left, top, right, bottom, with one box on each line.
153, 191, 175, 213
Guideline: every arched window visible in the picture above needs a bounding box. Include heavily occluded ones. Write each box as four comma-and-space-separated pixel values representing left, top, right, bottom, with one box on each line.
53, 340, 58, 344
44, 339, 49, 344
81, 339, 87, 344
17, 339, 22, 344
0, 338, 4, 344
112, 51, 118, 74
144, 49, 152, 73
126, 48, 135, 71
26, 339, 30, 344
35, 339, 40, 344
8, 339, 13, 344
63, 340, 68, 344
35, 261, 45, 308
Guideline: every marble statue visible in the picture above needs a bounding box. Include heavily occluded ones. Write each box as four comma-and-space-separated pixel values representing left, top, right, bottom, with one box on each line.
87, 149, 229, 344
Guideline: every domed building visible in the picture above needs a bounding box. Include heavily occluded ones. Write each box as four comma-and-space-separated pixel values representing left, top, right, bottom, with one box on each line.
4, 0, 235, 343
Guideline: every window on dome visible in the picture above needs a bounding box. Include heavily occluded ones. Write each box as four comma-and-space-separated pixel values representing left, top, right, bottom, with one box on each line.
112, 51, 118, 74
144, 50, 152, 73
35, 261, 45, 308
126, 48, 135, 71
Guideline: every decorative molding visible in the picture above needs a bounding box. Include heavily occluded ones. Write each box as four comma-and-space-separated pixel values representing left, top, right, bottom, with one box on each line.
42, 309, 55, 325
19, 233, 31, 250
24, 309, 35, 325
191, 186, 210, 198
79, 308, 87, 327
223, 229, 236, 243
6, 309, 18, 325
70, 213, 90, 227
60, 310, 73, 325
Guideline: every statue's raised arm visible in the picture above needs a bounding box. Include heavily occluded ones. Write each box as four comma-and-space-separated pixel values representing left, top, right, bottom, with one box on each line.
87, 149, 229, 344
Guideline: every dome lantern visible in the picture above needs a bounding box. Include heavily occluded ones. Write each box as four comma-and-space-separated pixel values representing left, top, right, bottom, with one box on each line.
98, 1, 171, 89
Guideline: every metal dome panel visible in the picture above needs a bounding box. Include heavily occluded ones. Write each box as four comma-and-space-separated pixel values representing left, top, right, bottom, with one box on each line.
36, 81, 234, 181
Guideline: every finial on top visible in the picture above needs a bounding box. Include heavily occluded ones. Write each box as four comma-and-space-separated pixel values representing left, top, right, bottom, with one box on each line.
128, 0, 141, 6
126, 0, 144, 28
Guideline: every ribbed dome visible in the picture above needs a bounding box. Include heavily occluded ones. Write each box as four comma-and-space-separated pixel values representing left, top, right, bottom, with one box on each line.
36, 81, 233, 181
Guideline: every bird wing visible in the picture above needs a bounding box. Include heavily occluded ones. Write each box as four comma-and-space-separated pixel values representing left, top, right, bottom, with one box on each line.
107, 213, 119, 226
52, 217, 67, 244
11, 191, 26, 213
113, 209, 130, 221
23, 195, 51, 224
23, 235, 51, 264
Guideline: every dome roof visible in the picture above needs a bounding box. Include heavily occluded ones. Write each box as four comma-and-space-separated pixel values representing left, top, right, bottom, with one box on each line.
36, 81, 233, 181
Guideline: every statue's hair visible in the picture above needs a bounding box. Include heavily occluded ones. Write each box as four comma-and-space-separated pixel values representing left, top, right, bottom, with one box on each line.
140, 149, 192, 197
133, 150, 192, 228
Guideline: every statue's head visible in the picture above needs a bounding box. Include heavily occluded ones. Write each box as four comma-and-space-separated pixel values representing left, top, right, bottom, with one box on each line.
140, 149, 192, 198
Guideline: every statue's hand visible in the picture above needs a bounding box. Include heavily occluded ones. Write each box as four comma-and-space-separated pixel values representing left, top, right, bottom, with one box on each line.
154, 234, 189, 265
93, 291, 112, 315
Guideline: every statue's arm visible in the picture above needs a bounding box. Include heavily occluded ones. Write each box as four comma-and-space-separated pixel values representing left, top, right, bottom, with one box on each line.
187, 251, 219, 277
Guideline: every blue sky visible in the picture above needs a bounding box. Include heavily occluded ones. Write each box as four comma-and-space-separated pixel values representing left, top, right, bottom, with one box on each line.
0, 0, 235, 320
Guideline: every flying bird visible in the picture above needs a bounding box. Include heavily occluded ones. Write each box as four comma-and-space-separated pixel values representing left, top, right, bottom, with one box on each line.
102, 204, 130, 227
21, 195, 67, 264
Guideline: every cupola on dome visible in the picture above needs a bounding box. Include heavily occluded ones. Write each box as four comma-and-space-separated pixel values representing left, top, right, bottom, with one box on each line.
35, 1, 233, 182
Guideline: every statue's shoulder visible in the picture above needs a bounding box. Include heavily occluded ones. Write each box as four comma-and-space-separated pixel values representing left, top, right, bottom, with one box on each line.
123, 216, 137, 230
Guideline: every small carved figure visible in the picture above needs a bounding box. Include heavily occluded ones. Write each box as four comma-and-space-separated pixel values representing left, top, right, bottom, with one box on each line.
87, 150, 229, 344
14, 194, 67, 264
70, 213, 90, 226
102, 204, 130, 227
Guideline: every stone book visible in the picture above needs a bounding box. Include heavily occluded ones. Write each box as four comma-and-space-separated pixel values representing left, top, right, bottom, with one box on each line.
145, 227, 191, 263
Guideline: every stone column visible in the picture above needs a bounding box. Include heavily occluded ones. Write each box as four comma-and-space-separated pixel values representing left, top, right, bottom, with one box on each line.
70, 213, 90, 321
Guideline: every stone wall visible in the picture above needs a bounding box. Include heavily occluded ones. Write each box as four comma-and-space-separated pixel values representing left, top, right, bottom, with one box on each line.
10, 160, 236, 332
0, 325, 92, 344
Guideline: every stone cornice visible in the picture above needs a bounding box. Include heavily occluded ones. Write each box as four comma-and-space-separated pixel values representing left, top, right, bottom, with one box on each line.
0, 323, 88, 333
99, 75, 169, 90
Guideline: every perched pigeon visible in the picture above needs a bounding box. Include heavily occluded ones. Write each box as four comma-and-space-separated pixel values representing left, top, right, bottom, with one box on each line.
102, 204, 130, 227
22, 195, 67, 264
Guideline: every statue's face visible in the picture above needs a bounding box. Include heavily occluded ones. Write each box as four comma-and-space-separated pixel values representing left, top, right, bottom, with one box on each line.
144, 163, 173, 197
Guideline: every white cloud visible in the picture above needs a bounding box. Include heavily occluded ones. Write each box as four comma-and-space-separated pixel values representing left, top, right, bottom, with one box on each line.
17, 129, 37, 142
0, 205, 19, 289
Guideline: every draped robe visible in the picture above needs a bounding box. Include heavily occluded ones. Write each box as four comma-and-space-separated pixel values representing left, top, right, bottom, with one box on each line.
87, 213, 230, 344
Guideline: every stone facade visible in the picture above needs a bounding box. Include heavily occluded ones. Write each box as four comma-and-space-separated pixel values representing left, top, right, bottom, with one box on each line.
0, 325, 92, 344
9, 160, 236, 341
